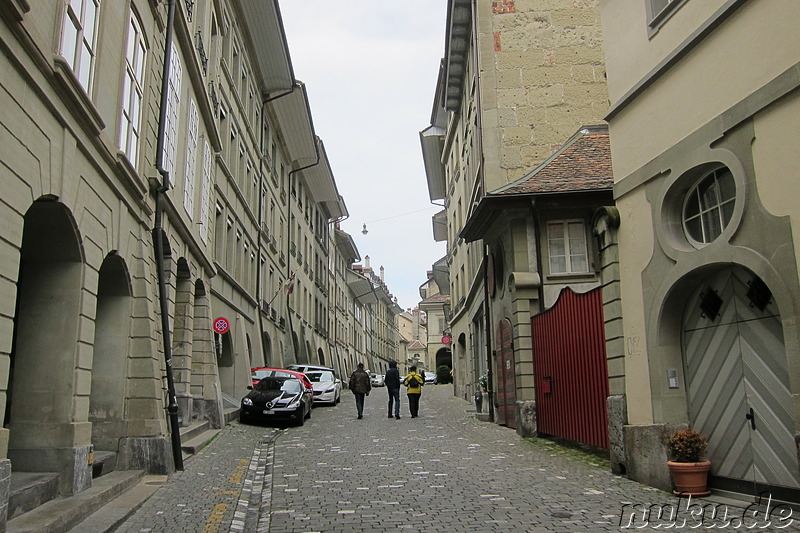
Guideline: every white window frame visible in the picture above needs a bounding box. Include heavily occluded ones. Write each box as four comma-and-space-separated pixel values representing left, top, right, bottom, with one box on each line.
199, 139, 213, 244
682, 167, 736, 247
61, 0, 101, 92
183, 99, 199, 218
547, 219, 590, 275
163, 42, 182, 176
119, 11, 146, 165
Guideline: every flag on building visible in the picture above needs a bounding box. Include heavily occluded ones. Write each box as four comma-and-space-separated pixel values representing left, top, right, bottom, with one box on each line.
286, 272, 295, 295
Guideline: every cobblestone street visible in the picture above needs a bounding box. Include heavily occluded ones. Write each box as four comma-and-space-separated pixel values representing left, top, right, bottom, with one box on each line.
104, 385, 792, 533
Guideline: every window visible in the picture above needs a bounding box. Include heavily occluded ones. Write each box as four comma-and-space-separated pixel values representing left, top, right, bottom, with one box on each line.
183, 99, 199, 218
163, 42, 182, 174
119, 11, 146, 164
548, 220, 589, 274
683, 167, 735, 246
61, 0, 100, 92
647, 0, 688, 34
199, 140, 213, 244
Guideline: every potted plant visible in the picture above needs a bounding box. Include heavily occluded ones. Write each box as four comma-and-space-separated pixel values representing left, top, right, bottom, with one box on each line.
667, 428, 711, 496
478, 374, 488, 392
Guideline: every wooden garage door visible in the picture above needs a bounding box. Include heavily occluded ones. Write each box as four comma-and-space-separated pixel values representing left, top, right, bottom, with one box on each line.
683, 266, 799, 491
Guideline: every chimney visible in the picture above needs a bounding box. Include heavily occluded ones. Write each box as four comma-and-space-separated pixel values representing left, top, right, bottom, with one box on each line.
380, 266, 384, 282
364, 255, 370, 268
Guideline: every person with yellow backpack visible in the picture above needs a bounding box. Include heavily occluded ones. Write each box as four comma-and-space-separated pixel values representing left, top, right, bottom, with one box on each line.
402, 366, 425, 418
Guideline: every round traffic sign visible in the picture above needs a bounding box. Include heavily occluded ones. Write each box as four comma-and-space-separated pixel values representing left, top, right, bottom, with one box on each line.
441, 335, 452, 345
213, 317, 230, 334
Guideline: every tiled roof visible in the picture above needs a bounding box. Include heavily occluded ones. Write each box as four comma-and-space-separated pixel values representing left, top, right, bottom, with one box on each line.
407, 340, 426, 350
421, 293, 450, 304
493, 125, 612, 196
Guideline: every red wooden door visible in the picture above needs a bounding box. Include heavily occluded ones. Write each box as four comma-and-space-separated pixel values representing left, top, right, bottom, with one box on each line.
532, 288, 609, 448
496, 318, 516, 428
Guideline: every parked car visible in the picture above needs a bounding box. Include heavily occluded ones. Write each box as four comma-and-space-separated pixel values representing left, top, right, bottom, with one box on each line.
305, 370, 341, 405
370, 373, 385, 387
251, 367, 312, 391
424, 371, 437, 385
239, 376, 312, 426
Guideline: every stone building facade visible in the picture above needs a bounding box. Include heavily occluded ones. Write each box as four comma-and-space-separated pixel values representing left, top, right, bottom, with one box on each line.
0, 0, 400, 525
599, 0, 800, 500
421, 0, 608, 426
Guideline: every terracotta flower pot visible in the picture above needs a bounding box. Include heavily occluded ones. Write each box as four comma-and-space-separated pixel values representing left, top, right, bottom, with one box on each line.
667, 460, 711, 496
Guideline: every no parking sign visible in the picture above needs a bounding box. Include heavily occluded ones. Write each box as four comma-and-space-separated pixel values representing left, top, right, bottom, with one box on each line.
213, 317, 230, 334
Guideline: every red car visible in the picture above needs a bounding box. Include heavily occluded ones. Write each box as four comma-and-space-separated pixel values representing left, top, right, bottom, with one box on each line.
250, 367, 312, 391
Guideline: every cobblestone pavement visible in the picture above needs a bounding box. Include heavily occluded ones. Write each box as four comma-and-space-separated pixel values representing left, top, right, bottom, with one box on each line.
114, 385, 799, 532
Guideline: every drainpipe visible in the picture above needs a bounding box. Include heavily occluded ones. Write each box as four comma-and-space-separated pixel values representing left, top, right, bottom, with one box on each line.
152, 0, 183, 471
483, 248, 495, 423
255, 84, 299, 366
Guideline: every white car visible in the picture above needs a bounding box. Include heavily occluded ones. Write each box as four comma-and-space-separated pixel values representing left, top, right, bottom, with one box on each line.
370, 373, 385, 387
305, 370, 341, 405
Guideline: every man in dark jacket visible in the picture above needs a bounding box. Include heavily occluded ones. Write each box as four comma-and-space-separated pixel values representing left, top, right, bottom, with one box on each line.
348, 362, 371, 419
384, 360, 401, 419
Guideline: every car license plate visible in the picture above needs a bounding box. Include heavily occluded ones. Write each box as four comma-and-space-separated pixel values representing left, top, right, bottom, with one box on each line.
263, 409, 274, 414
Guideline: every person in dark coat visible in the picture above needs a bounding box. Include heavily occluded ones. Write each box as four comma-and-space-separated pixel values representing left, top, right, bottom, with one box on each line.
384, 360, 401, 419
348, 362, 371, 419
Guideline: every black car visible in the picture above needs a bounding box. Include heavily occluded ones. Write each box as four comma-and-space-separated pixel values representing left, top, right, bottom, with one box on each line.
239, 376, 312, 426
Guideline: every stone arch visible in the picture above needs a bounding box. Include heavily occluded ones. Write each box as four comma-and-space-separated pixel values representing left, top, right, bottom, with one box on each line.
435, 347, 452, 370
172, 258, 194, 426
90, 253, 132, 453
8, 199, 84, 485
262, 331, 272, 367
191, 280, 222, 428
216, 332, 234, 394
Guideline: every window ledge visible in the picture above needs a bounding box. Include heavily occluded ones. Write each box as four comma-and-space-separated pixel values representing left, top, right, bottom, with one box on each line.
546, 272, 597, 282
114, 150, 151, 206
52, 55, 105, 136
0, 0, 30, 21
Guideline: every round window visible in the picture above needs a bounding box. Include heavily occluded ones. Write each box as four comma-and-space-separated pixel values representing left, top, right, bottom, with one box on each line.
682, 167, 736, 245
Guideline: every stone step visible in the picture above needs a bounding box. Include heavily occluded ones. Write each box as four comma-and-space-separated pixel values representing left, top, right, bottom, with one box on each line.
178, 418, 210, 443
91, 451, 117, 479
7, 470, 144, 533
8, 472, 60, 521
180, 428, 220, 459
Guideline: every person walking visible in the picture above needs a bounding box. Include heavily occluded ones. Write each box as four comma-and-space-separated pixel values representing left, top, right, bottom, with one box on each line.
384, 360, 401, 419
402, 365, 425, 418
348, 362, 371, 419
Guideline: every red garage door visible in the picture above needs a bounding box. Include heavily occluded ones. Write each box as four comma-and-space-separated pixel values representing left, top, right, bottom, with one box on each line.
532, 288, 609, 448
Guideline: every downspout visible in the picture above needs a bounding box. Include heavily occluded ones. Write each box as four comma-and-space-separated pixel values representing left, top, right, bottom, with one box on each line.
255, 84, 300, 367
483, 250, 494, 423
152, 0, 183, 471
531, 199, 545, 307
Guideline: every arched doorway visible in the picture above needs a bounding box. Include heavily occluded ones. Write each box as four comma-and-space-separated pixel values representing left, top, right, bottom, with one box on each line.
90, 253, 132, 453
495, 318, 516, 428
9, 200, 84, 483
216, 332, 234, 394
435, 347, 452, 369
172, 258, 194, 426
682, 265, 800, 495
262, 332, 272, 367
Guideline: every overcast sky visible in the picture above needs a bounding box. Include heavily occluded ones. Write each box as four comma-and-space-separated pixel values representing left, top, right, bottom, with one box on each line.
278, 1, 449, 311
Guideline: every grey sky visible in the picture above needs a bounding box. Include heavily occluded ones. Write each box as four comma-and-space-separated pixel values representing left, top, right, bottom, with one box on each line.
278, 1, 448, 310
